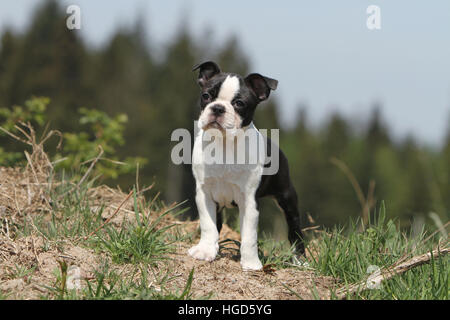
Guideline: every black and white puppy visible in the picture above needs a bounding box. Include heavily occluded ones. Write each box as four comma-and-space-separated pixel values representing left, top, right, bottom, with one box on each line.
189, 61, 305, 271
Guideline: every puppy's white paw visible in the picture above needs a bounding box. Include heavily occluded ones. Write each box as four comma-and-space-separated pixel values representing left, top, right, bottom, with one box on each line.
188, 243, 218, 262
240, 257, 263, 271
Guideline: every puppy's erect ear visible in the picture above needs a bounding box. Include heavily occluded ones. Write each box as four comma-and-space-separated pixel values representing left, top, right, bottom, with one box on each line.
244, 73, 278, 102
192, 61, 221, 87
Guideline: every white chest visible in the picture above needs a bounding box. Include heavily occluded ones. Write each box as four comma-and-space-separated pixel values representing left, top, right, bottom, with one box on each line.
192, 126, 265, 208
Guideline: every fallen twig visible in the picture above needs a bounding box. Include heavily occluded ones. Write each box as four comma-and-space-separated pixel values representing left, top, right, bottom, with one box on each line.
335, 245, 449, 299
83, 190, 133, 240
391, 221, 449, 270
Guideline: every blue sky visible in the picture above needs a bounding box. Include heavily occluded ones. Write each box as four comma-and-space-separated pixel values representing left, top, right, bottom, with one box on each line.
1, 0, 450, 145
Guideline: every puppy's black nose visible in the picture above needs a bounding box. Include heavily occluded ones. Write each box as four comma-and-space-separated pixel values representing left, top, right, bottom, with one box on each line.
210, 104, 225, 115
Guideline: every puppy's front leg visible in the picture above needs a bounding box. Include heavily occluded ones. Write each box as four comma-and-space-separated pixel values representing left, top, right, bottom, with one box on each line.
188, 187, 219, 262
239, 198, 263, 271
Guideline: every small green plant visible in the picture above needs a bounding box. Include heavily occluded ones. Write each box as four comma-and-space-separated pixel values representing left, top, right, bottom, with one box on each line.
44, 261, 69, 299
22, 177, 105, 240
83, 262, 121, 299
44, 261, 202, 300
0, 97, 49, 166
89, 265, 199, 300
6, 264, 36, 280
0, 97, 146, 180
97, 192, 185, 264
258, 239, 298, 269
54, 107, 147, 180
0, 97, 48, 132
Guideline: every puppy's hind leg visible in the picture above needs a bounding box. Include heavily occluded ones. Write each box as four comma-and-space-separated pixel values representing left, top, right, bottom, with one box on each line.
275, 186, 305, 256
188, 187, 219, 262
216, 203, 223, 235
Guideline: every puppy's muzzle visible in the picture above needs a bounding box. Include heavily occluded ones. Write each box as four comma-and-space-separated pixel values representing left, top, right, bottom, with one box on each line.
210, 104, 225, 116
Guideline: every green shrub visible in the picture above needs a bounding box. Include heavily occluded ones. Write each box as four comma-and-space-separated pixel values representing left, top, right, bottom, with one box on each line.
0, 97, 146, 180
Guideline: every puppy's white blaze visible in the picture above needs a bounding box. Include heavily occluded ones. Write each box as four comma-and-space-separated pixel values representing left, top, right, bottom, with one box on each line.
217, 75, 240, 102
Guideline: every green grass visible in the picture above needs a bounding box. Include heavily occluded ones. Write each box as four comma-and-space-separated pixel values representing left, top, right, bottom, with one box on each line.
6, 264, 36, 280
0, 292, 9, 300
96, 201, 185, 265
43, 259, 200, 300
209, 202, 448, 300
19, 176, 106, 240
18, 179, 186, 264
3, 166, 448, 300
5, 171, 197, 300
306, 202, 449, 299
258, 239, 299, 269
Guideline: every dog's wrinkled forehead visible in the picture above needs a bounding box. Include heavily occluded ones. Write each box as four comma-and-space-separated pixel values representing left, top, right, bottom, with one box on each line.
217, 75, 240, 101
204, 73, 253, 103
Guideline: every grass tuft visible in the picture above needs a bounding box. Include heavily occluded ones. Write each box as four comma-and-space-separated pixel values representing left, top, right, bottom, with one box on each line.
306, 203, 448, 299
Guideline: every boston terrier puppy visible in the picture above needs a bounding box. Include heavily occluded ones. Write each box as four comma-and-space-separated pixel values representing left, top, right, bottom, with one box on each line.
189, 61, 305, 271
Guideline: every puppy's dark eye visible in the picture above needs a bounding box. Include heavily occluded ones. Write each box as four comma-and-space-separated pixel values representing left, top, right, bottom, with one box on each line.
234, 100, 245, 108
201, 92, 211, 101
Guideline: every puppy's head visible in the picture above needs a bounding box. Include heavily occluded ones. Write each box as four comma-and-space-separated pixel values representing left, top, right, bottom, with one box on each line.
193, 61, 278, 134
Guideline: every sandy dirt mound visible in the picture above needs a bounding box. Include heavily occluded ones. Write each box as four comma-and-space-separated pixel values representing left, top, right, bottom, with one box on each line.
0, 167, 139, 226
0, 164, 335, 300
0, 235, 107, 299
167, 242, 335, 300
0, 234, 335, 300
